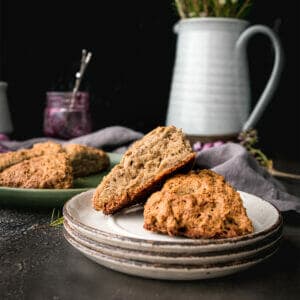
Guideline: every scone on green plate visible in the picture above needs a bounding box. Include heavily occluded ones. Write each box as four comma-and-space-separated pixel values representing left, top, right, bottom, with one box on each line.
64, 144, 110, 178
0, 141, 64, 172
0, 141, 110, 189
0, 153, 73, 189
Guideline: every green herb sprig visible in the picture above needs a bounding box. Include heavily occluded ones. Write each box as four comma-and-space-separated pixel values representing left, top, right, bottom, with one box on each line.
50, 208, 64, 227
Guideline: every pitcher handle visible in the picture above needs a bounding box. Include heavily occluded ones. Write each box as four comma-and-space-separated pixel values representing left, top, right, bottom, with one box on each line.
236, 25, 284, 131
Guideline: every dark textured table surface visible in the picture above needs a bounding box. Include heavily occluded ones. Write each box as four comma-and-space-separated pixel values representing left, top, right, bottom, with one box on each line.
1, 160, 300, 300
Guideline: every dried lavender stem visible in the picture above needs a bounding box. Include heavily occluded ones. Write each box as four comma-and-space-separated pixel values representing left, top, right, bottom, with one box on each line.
236, 0, 251, 18
268, 167, 300, 180
215, 0, 221, 17
202, 0, 209, 16
192, 0, 200, 15
175, 0, 186, 18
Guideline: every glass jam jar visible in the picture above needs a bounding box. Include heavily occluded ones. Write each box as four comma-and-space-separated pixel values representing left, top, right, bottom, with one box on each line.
43, 91, 92, 139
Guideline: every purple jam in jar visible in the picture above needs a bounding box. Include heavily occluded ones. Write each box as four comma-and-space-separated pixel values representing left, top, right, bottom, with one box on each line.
43, 91, 92, 139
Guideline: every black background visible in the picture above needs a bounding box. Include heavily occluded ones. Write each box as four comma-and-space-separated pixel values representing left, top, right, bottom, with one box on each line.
0, 0, 299, 160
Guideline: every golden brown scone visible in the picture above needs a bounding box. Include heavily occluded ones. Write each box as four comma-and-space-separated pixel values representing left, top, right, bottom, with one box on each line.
93, 126, 196, 215
0, 153, 73, 189
64, 144, 110, 177
0, 149, 33, 172
0, 141, 110, 189
31, 141, 64, 156
144, 170, 253, 239
0, 141, 64, 172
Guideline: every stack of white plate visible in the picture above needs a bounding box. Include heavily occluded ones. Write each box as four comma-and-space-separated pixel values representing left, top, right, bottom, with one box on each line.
63, 190, 282, 280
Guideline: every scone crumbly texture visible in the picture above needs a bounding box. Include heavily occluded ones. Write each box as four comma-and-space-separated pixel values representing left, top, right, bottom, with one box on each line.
144, 169, 253, 239
93, 125, 196, 214
0, 141, 110, 189
64, 144, 110, 177
0, 153, 73, 189
0, 141, 64, 172
31, 141, 65, 156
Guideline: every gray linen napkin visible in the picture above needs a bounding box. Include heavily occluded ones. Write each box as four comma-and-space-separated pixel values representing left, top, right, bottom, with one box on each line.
1, 126, 299, 213
195, 142, 300, 213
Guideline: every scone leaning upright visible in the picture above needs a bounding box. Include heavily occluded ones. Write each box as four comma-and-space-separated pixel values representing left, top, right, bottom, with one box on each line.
93, 126, 196, 214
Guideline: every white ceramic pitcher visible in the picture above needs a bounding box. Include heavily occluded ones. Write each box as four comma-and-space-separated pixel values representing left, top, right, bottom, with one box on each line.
166, 18, 283, 137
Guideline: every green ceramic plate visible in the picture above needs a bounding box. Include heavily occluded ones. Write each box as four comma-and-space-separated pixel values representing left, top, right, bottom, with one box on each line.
0, 152, 122, 208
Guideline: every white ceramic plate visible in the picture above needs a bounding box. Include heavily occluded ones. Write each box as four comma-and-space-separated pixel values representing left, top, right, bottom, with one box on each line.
63, 190, 282, 253
64, 218, 282, 265
64, 230, 279, 280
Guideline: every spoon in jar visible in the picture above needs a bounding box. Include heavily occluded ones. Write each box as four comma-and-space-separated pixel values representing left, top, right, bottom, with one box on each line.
70, 49, 92, 108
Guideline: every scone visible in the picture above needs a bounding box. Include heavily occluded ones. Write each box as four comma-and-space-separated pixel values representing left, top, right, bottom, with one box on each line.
144, 170, 253, 238
31, 141, 64, 155
64, 144, 110, 177
93, 126, 196, 214
0, 153, 73, 189
0, 141, 64, 172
